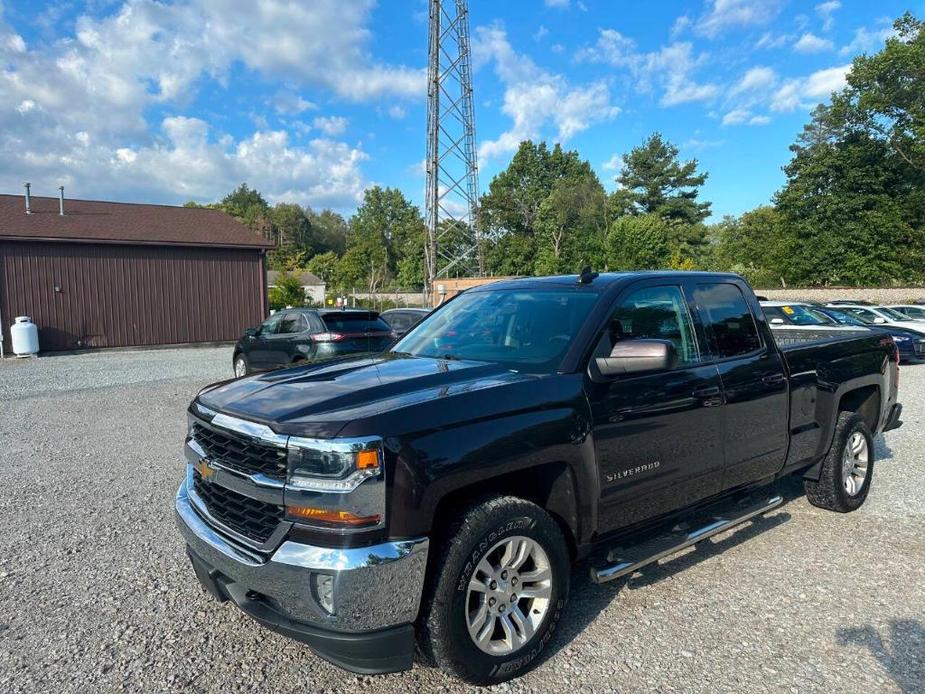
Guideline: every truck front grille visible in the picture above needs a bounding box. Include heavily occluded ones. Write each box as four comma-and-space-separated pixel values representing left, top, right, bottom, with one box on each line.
193, 471, 284, 544
192, 422, 287, 480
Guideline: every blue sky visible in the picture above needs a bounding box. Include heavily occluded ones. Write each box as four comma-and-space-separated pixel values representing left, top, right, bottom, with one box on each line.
0, 1, 919, 221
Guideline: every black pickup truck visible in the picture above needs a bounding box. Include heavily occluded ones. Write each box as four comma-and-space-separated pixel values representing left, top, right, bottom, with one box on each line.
176, 271, 902, 685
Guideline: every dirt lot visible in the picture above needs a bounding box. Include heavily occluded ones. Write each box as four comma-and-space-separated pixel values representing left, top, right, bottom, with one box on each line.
1, 347, 923, 693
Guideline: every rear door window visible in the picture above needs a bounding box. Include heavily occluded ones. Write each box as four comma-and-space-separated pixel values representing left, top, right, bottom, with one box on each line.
279, 313, 307, 334
322, 313, 392, 333
384, 312, 412, 331
694, 283, 762, 359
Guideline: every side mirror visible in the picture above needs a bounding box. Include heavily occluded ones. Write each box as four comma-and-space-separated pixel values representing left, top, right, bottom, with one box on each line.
770, 318, 785, 326
596, 339, 678, 377
245, 327, 259, 338
873, 317, 887, 324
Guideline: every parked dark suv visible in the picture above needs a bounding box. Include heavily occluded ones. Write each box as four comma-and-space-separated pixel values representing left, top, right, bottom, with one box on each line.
380, 308, 430, 337
232, 309, 394, 376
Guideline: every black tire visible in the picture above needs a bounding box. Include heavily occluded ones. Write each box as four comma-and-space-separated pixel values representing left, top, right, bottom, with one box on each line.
804, 412, 874, 512
232, 352, 249, 378
418, 495, 570, 685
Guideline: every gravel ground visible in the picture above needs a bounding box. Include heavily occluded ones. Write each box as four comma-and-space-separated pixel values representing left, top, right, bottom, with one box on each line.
1, 348, 923, 693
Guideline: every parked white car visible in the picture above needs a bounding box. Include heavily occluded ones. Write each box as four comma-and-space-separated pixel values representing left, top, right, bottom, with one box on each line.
885, 304, 925, 321
826, 304, 925, 334
760, 302, 868, 332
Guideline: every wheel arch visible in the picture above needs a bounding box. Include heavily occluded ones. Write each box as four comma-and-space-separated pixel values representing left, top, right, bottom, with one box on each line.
430, 462, 580, 561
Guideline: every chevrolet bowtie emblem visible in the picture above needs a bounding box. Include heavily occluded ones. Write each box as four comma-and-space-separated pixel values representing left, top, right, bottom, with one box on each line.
195, 459, 215, 480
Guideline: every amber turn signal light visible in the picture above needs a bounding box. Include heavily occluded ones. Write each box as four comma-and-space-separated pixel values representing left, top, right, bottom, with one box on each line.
286, 506, 381, 527
355, 449, 380, 470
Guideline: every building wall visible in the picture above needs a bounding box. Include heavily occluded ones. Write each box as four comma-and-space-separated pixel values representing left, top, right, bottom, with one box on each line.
0, 240, 266, 352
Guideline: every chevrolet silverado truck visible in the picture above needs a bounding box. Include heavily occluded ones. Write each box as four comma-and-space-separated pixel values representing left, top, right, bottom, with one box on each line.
176, 271, 903, 685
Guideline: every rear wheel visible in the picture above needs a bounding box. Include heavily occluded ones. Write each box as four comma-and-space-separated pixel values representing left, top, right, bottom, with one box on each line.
419, 495, 569, 685
232, 353, 249, 378
804, 412, 873, 512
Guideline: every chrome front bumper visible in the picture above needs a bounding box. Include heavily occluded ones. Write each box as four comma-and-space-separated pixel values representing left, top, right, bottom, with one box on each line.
175, 474, 429, 635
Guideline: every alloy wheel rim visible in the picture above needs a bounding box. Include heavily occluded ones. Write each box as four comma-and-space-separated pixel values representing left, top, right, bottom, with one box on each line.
464, 535, 553, 656
234, 358, 245, 377
842, 431, 869, 496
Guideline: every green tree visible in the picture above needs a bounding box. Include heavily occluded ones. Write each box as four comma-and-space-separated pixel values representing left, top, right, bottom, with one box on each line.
829, 13, 925, 172
534, 176, 607, 275
221, 183, 270, 229
307, 251, 340, 288
617, 133, 711, 225
713, 206, 790, 281
349, 186, 425, 285
777, 116, 925, 285
605, 214, 671, 270
771, 13, 925, 285
271, 203, 311, 249
268, 272, 307, 310
480, 140, 604, 275
308, 209, 349, 256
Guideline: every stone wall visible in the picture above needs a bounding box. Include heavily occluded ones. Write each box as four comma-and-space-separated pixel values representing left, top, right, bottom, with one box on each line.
756, 287, 925, 304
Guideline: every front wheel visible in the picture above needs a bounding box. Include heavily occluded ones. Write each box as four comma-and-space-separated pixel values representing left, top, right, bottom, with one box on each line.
418, 495, 570, 685
232, 353, 249, 378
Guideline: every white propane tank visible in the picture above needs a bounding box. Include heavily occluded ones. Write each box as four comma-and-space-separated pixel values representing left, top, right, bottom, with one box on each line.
10, 316, 39, 356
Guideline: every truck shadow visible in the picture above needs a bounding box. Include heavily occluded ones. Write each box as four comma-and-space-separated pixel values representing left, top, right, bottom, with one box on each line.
835, 619, 925, 693
553, 500, 794, 654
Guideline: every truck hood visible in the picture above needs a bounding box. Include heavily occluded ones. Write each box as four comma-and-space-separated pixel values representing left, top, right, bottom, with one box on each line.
197, 354, 533, 438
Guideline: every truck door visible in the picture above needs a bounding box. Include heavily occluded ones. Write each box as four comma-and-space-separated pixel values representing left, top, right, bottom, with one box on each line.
692, 282, 789, 488
587, 281, 725, 532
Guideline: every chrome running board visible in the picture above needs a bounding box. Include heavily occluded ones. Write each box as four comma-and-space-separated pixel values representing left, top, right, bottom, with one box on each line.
591, 495, 783, 584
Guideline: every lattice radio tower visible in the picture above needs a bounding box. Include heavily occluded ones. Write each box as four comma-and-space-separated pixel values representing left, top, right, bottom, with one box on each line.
425, 0, 482, 298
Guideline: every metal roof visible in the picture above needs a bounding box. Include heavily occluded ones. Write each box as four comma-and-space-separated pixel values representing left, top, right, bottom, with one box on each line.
0, 193, 275, 249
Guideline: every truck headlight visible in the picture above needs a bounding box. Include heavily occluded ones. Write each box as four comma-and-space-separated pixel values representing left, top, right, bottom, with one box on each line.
285, 436, 386, 531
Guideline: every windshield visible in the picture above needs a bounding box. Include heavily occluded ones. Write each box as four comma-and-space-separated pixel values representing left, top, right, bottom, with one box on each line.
763, 304, 832, 326
392, 288, 599, 373
896, 305, 925, 319
878, 307, 909, 321
819, 307, 866, 326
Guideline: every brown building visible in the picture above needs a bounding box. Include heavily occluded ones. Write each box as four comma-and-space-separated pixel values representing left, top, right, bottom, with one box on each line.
0, 191, 274, 352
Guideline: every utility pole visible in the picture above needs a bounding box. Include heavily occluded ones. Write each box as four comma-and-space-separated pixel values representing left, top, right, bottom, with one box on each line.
425, 0, 481, 302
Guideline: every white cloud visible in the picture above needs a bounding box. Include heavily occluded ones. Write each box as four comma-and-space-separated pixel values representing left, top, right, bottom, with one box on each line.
0, 0, 417, 209
794, 33, 834, 53
730, 66, 777, 96
683, 138, 725, 150
474, 24, 619, 160
3, 115, 369, 209
722, 108, 771, 126
696, 0, 786, 38
533, 25, 549, 41
671, 15, 692, 38
816, 1, 841, 32
770, 64, 851, 111
387, 104, 407, 119
312, 116, 349, 136
545, 0, 571, 7
756, 32, 792, 49
841, 24, 896, 56
576, 29, 718, 106
274, 92, 318, 115
601, 153, 622, 172
722, 108, 751, 125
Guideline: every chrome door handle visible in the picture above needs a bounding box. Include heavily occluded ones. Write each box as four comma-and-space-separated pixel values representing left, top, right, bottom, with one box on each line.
692, 386, 721, 398
762, 373, 785, 385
